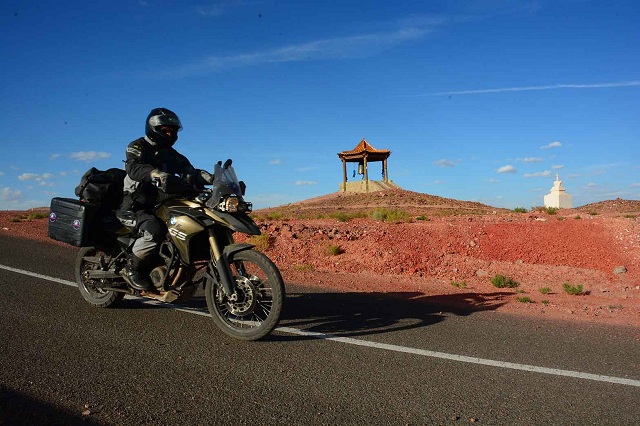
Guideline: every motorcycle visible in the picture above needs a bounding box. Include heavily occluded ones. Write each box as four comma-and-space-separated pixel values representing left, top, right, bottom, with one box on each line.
69, 159, 284, 341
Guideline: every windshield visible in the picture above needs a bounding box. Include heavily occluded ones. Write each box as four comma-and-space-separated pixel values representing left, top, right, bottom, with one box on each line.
208, 161, 242, 206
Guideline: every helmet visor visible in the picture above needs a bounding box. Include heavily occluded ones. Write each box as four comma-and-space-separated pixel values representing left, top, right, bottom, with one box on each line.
148, 114, 182, 131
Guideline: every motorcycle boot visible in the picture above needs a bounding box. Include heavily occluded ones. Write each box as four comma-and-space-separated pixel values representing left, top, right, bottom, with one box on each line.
125, 254, 152, 291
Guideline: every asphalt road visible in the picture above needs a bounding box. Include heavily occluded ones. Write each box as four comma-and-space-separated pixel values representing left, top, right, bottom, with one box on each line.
0, 234, 638, 425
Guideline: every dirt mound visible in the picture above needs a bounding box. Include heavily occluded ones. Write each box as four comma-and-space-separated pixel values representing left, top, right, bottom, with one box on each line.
257, 189, 510, 218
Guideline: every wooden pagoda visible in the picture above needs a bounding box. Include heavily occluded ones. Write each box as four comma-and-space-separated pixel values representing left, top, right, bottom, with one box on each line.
337, 138, 395, 193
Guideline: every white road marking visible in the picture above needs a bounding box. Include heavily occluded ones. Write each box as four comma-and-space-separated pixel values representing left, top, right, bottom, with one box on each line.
2, 263, 639, 388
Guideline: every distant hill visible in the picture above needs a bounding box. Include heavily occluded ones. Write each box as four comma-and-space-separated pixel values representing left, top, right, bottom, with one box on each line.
254, 190, 640, 219
254, 189, 511, 218
575, 198, 640, 214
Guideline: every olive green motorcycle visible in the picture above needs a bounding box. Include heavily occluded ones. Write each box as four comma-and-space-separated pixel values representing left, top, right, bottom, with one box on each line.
62, 160, 284, 341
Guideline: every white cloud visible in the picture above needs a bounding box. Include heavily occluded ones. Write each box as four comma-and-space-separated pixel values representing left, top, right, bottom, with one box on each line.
157, 19, 440, 77
497, 165, 517, 173
295, 180, 317, 186
630, 183, 640, 188
1, 187, 23, 202
269, 159, 281, 166
207, 28, 425, 68
541, 141, 562, 149
523, 170, 552, 178
0, 171, 4, 176
586, 182, 598, 189
489, 178, 499, 184
50, 154, 61, 160
522, 157, 542, 163
18, 173, 39, 181
434, 159, 455, 167
551, 164, 564, 169
17, 173, 55, 186
69, 151, 111, 162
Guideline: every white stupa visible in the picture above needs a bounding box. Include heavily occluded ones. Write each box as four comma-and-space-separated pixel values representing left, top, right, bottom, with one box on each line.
544, 174, 573, 208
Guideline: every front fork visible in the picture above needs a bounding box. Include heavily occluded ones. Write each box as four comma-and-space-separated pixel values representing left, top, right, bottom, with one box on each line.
208, 228, 254, 298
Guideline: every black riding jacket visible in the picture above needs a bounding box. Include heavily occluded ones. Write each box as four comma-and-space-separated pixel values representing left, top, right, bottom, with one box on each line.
122, 136, 196, 210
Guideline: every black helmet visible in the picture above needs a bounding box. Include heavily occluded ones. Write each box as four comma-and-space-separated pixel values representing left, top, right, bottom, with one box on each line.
145, 107, 182, 147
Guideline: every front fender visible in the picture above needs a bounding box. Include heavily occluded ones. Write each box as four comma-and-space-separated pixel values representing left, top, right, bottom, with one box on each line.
222, 243, 255, 258
213, 211, 261, 235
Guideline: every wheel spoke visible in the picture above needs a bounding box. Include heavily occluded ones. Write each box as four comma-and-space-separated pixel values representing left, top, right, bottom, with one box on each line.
206, 249, 283, 339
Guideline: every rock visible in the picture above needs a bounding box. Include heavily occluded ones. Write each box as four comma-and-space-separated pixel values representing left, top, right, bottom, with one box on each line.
613, 266, 627, 274
475, 269, 489, 277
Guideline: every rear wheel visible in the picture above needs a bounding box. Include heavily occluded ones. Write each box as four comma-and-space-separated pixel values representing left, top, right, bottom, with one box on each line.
75, 246, 125, 308
205, 249, 284, 340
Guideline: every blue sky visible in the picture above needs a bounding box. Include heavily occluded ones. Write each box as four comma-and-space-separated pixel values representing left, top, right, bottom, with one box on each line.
1, 0, 639, 210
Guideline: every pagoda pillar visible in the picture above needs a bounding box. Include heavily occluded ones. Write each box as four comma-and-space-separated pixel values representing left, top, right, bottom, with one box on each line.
341, 159, 348, 191
363, 155, 369, 192
383, 159, 388, 182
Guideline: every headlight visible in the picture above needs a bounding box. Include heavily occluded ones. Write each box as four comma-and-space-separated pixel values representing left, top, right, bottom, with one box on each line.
220, 195, 252, 213
224, 196, 240, 212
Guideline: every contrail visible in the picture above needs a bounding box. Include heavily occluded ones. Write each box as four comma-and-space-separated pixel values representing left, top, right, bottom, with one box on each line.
423, 80, 640, 96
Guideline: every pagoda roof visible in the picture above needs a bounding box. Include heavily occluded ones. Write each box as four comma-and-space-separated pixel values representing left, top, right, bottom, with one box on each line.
337, 138, 391, 162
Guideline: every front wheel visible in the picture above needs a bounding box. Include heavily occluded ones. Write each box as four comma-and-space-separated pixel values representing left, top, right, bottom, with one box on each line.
75, 246, 125, 308
205, 249, 285, 340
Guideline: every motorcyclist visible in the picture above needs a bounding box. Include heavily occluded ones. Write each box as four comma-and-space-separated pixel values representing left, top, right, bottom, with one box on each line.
121, 107, 212, 290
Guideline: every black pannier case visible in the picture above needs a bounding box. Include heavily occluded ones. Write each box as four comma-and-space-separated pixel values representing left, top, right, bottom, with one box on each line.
48, 197, 98, 247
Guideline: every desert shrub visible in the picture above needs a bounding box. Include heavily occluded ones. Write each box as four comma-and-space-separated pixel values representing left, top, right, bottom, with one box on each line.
539, 287, 551, 295
574, 215, 581, 220
450, 280, 467, 289
416, 215, 430, 221
9, 213, 47, 222
264, 211, 285, 220
324, 244, 343, 256
28, 212, 48, 220
491, 274, 519, 288
541, 300, 549, 305
330, 212, 351, 222
544, 206, 558, 215
251, 211, 285, 221
623, 214, 636, 219
516, 296, 533, 303
293, 264, 314, 272
588, 211, 598, 216
247, 233, 270, 251
371, 208, 411, 223
513, 207, 527, 213
557, 217, 565, 221
562, 282, 584, 295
